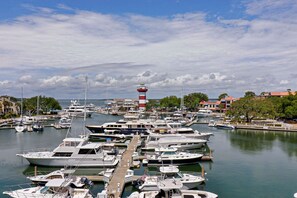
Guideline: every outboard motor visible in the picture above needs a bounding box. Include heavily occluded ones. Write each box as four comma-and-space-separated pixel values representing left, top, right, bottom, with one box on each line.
81, 177, 94, 187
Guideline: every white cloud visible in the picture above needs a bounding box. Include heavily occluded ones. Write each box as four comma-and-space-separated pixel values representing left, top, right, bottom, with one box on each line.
19, 75, 33, 83
0, 2, 296, 98
280, 80, 289, 85
41, 76, 73, 88
245, 0, 297, 16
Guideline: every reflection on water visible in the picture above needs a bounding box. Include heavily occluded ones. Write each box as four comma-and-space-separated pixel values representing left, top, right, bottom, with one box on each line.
228, 129, 297, 158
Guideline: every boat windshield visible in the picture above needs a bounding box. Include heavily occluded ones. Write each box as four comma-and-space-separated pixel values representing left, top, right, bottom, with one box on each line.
40, 186, 49, 193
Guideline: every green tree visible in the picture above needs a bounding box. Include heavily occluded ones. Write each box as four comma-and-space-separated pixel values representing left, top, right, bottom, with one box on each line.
160, 96, 180, 110
218, 93, 228, 100
267, 93, 297, 119
184, 92, 208, 111
227, 97, 276, 123
244, 91, 256, 98
24, 96, 61, 115
146, 99, 159, 111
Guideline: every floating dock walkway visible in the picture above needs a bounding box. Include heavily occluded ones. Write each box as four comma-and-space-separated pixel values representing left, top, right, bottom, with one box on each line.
185, 119, 199, 127
105, 135, 140, 198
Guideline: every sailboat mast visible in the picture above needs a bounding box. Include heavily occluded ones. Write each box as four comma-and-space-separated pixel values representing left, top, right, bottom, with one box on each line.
83, 76, 88, 136
180, 87, 184, 111
36, 95, 39, 116
21, 87, 23, 122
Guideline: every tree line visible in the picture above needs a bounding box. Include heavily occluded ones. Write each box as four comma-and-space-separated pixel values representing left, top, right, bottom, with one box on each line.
0, 95, 61, 118
227, 91, 297, 123
147, 91, 297, 122
146, 92, 208, 111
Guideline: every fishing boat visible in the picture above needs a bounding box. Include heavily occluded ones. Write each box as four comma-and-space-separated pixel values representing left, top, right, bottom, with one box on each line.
99, 168, 134, 183
3, 178, 93, 198
133, 165, 205, 191
32, 122, 44, 132
128, 179, 218, 198
16, 136, 119, 167
27, 168, 92, 187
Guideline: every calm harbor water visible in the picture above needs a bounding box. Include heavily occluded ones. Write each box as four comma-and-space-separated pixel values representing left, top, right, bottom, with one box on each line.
1, 109, 297, 197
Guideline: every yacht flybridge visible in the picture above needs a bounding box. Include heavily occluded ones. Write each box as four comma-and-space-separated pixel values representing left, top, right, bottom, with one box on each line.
16, 137, 119, 167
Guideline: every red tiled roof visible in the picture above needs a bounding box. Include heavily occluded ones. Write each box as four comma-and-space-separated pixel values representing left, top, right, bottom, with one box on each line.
269, 92, 295, 96
220, 96, 238, 101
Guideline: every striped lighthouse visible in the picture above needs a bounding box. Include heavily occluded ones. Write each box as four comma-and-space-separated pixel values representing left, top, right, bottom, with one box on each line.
137, 83, 148, 111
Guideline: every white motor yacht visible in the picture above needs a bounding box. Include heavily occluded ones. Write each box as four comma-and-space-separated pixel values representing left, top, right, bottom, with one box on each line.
133, 165, 205, 191
59, 100, 93, 118
3, 178, 93, 198
128, 179, 218, 198
55, 116, 72, 129
146, 147, 203, 166
197, 109, 213, 118
86, 120, 153, 135
150, 122, 213, 141
16, 137, 119, 167
143, 136, 206, 151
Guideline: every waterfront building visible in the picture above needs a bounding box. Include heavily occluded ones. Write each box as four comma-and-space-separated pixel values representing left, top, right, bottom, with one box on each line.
199, 96, 238, 112
260, 91, 296, 98
0, 96, 19, 116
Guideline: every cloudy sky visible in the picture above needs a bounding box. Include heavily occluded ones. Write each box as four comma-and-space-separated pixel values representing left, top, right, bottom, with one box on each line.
0, 0, 296, 99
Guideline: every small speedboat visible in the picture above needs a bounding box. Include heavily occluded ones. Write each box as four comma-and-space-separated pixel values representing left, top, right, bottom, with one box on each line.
27, 169, 92, 187
99, 168, 134, 183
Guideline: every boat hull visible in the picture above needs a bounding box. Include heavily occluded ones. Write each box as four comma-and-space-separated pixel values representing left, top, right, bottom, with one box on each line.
19, 155, 119, 167
147, 156, 202, 166
86, 126, 149, 136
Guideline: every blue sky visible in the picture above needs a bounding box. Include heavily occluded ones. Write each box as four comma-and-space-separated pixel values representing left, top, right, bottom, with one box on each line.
0, 0, 297, 99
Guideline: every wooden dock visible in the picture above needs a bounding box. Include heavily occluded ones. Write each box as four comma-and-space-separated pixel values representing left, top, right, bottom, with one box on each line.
185, 119, 199, 127
106, 135, 141, 198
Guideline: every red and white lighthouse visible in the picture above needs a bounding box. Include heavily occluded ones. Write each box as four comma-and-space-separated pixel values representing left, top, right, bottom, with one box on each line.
137, 83, 148, 111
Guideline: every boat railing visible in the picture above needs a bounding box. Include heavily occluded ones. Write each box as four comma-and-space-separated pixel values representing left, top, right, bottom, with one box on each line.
19, 147, 53, 154
24, 169, 55, 177
3, 182, 36, 192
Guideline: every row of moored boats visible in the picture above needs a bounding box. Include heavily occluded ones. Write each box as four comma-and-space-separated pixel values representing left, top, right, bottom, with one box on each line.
4, 109, 218, 198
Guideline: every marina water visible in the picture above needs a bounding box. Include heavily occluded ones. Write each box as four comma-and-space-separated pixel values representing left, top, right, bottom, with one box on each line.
1, 100, 297, 197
